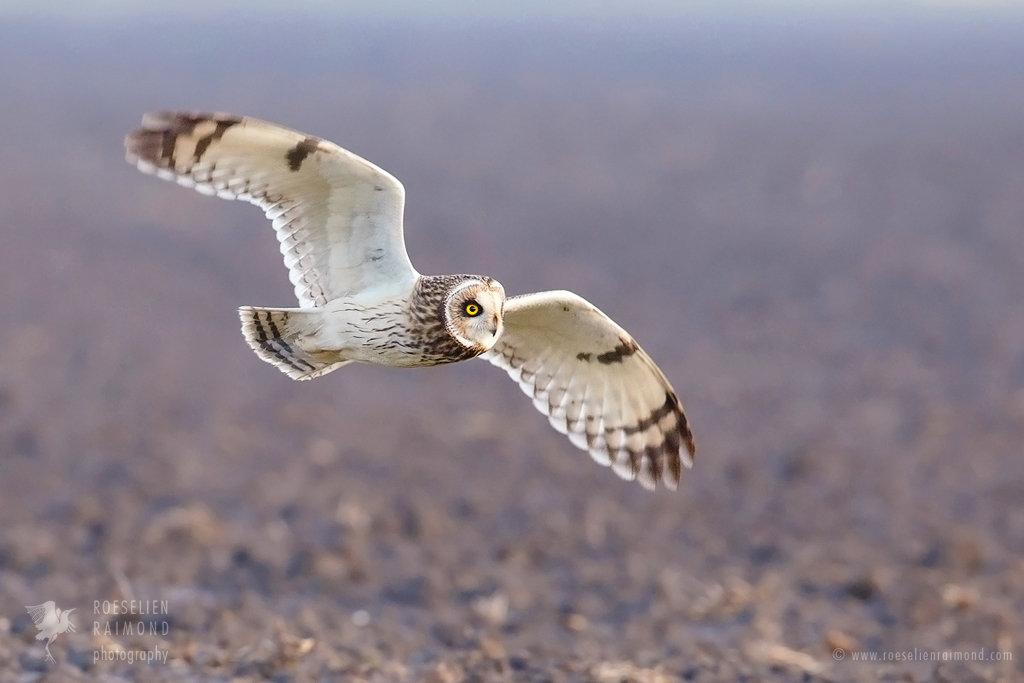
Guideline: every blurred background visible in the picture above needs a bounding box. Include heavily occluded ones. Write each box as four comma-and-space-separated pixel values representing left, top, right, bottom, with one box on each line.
0, 1, 1023, 681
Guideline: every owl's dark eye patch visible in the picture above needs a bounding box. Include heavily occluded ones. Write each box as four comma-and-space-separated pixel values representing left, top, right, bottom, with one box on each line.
463, 301, 482, 317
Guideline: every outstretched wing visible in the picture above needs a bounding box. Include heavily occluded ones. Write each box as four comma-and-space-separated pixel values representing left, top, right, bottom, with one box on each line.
26, 602, 53, 626
482, 291, 695, 490
125, 112, 418, 306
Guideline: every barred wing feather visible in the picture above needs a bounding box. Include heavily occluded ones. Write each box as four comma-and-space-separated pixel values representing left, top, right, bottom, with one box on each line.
125, 112, 418, 306
482, 290, 695, 490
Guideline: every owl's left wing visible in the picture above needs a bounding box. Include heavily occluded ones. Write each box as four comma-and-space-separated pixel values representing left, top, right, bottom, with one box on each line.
481, 290, 695, 490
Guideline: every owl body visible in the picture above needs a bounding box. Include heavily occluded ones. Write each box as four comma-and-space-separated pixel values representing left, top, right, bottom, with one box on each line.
242, 273, 504, 375
126, 112, 695, 490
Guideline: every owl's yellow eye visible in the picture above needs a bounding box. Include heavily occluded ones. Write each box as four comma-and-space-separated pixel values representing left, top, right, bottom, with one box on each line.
464, 302, 481, 316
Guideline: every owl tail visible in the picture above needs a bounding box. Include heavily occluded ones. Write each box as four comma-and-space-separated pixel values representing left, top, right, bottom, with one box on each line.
238, 306, 349, 380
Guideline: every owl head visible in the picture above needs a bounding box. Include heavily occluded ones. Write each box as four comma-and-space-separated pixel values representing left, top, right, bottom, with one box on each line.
444, 277, 506, 351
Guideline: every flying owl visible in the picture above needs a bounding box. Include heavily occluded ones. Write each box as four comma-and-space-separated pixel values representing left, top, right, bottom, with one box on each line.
125, 112, 695, 490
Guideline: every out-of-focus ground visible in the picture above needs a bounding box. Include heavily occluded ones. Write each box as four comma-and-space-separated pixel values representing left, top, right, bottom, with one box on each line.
0, 14, 1023, 682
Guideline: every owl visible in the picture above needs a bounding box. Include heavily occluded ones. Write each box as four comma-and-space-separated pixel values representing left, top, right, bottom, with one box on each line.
125, 112, 695, 490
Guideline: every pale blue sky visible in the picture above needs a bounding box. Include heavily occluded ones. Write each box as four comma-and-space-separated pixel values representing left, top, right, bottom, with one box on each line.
4, 0, 1024, 19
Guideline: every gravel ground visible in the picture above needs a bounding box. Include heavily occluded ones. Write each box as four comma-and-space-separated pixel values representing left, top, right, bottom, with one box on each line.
0, 15, 1023, 683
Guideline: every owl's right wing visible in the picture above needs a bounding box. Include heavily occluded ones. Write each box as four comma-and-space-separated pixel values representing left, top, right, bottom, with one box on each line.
125, 112, 418, 307
482, 290, 695, 491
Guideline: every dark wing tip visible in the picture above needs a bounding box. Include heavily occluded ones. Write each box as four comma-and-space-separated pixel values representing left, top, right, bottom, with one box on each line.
672, 392, 696, 465
124, 127, 162, 166
138, 110, 243, 132
644, 392, 695, 491
669, 393, 696, 488
124, 111, 243, 166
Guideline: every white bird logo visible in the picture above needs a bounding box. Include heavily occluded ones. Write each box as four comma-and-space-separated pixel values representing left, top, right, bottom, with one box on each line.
25, 601, 75, 663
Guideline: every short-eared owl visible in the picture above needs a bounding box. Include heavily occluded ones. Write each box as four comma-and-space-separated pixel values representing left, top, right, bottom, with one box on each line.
125, 113, 695, 490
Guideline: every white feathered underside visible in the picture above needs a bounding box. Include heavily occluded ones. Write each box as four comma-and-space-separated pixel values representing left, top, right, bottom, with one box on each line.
125, 112, 418, 307
160, 167, 330, 307
483, 291, 694, 491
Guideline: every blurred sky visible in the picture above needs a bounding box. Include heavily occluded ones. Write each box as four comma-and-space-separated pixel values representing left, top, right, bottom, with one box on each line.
3, 0, 1024, 20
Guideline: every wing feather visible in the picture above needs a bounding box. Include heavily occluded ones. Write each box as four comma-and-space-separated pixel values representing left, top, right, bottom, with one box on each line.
26, 602, 53, 626
482, 290, 695, 490
125, 112, 418, 306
